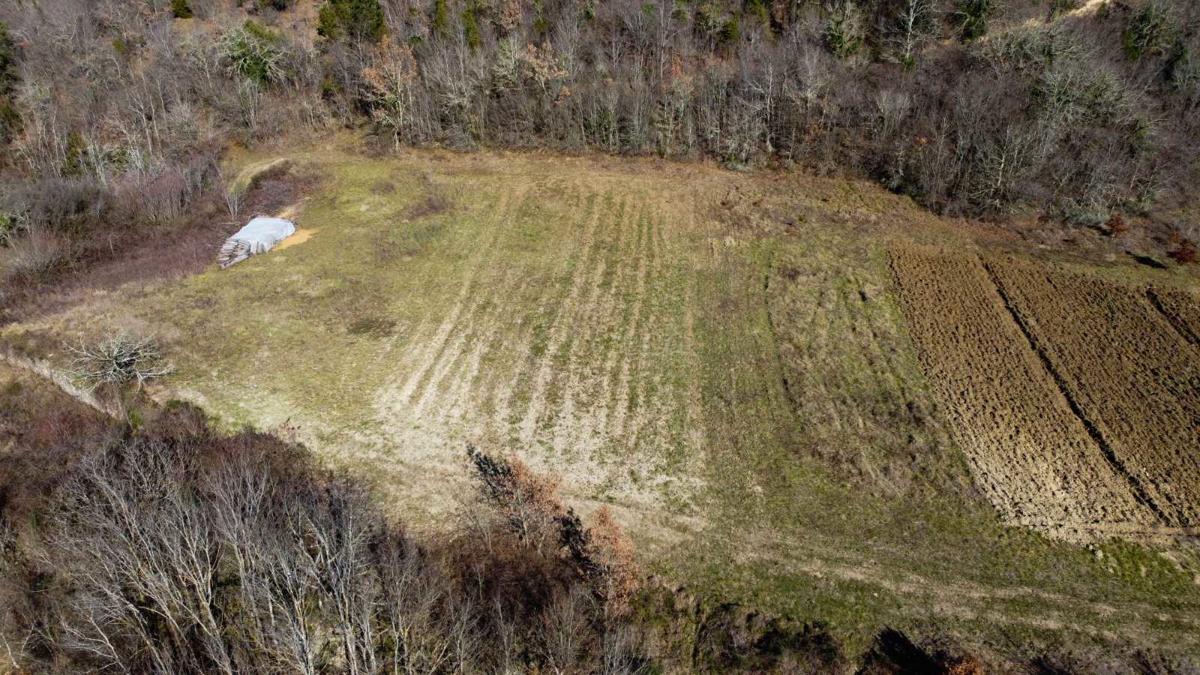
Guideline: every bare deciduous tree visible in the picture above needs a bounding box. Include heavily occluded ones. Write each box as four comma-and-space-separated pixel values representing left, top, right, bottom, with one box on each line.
68, 333, 172, 418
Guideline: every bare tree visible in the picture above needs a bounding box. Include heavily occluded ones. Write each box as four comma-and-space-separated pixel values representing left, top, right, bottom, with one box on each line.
888, 0, 936, 66
68, 333, 172, 418
541, 586, 592, 674
214, 161, 243, 221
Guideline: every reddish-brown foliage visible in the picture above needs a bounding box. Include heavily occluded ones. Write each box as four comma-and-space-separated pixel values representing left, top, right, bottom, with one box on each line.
1105, 213, 1130, 237
1169, 239, 1198, 265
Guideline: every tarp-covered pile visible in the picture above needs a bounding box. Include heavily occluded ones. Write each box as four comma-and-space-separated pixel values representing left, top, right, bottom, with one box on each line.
218, 217, 296, 268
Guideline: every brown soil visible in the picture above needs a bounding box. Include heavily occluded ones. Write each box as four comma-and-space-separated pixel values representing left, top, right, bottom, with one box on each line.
887, 244, 1162, 541
984, 256, 1200, 528
276, 228, 318, 250
1146, 287, 1200, 350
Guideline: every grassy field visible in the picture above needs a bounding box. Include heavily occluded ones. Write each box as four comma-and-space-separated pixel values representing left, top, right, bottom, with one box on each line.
4, 140, 1199, 659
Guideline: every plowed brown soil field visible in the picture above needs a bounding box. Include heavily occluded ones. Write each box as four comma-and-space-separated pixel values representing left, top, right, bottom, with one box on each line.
890, 244, 1200, 541
888, 245, 1159, 540
1147, 287, 1200, 351
986, 257, 1200, 529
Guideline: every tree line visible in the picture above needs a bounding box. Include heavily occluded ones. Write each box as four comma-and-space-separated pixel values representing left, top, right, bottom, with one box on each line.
0, 0, 1197, 240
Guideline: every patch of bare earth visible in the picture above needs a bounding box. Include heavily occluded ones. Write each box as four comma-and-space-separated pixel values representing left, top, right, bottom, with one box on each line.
889, 243, 1200, 542
985, 255, 1200, 528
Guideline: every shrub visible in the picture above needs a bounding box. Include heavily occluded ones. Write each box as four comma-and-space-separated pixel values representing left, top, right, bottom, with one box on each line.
0, 99, 18, 144
1105, 212, 1130, 236
954, 0, 996, 41
0, 210, 20, 245
68, 333, 173, 394
824, 1, 864, 58
1048, 0, 1081, 18
0, 231, 67, 283
0, 22, 17, 96
4, 178, 113, 238
560, 506, 639, 615
1169, 238, 1198, 264
170, 0, 194, 18
61, 131, 88, 177
1122, 2, 1172, 61
317, 0, 386, 43
433, 0, 451, 38
463, 4, 481, 49
745, 0, 770, 26
466, 443, 564, 550
219, 22, 286, 85
465, 445, 640, 616
720, 15, 740, 46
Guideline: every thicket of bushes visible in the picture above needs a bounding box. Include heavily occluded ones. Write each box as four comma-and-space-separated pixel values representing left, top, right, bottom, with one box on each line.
3, 365, 1197, 672
0, 380, 869, 673
0, 0, 1197, 295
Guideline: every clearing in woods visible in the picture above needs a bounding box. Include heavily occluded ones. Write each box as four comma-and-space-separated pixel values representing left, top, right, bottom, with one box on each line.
4, 142, 1200, 657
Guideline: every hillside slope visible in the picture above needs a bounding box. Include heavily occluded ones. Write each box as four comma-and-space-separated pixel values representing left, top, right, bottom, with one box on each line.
5, 143, 1198, 658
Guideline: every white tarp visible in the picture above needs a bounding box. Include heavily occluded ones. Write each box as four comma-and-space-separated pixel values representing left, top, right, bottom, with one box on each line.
218, 216, 296, 268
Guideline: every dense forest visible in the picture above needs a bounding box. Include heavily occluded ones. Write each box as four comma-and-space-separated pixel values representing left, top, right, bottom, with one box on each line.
1, 0, 1198, 308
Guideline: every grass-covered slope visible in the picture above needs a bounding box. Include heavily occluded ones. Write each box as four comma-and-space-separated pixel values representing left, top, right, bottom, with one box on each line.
4, 144, 1199, 658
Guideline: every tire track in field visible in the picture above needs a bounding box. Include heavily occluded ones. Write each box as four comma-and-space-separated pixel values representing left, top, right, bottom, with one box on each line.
435, 179, 590, 427
680, 202, 708, 475
804, 284, 845, 434
599, 196, 662, 452
558, 196, 636, 442
518, 195, 629, 446
1145, 287, 1200, 353
435, 257, 537, 423
424, 176, 590, 423
980, 259, 1173, 525
484, 185, 602, 434
548, 193, 642, 455
466, 184, 598, 434
513, 192, 620, 444
429, 179, 588, 417
411, 252, 524, 420
408, 199, 535, 416
624, 208, 667, 451
598, 204, 643, 441
387, 191, 508, 407
383, 186, 527, 417
745, 529, 1200, 648
602, 202, 654, 445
